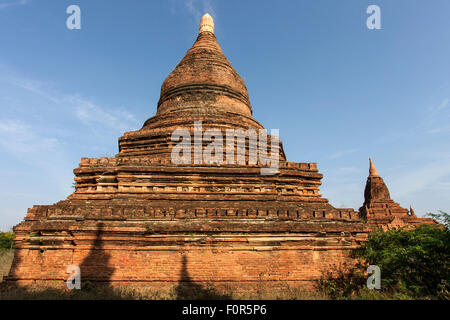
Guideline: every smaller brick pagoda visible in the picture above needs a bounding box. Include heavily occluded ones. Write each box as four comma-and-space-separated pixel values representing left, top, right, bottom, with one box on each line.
359, 158, 436, 229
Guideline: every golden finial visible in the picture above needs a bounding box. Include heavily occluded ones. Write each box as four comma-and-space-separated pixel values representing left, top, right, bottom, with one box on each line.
199, 13, 214, 34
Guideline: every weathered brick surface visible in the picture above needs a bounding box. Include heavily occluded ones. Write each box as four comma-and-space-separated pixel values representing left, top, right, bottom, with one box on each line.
8, 218, 366, 290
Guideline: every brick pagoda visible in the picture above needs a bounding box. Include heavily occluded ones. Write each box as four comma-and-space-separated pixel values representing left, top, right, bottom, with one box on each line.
6, 14, 435, 291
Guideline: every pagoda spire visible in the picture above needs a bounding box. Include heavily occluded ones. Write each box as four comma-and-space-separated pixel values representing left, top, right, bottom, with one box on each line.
369, 157, 380, 177
155, 11, 254, 119
410, 205, 417, 217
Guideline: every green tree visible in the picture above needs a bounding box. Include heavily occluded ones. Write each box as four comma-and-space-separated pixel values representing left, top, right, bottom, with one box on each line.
427, 210, 450, 230
0, 231, 14, 250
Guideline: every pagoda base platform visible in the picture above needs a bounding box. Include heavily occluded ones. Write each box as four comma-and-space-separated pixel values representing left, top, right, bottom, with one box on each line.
6, 208, 370, 292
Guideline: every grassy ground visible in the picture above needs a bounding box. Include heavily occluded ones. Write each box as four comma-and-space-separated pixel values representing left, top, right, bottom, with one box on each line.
0, 283, 430, 300
0, 283, 327, 300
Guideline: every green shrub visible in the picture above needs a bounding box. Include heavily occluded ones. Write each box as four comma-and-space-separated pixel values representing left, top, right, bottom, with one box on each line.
317, 263, 366, 299
427, 210, 450, 230
353, 215, 450, 299
318, 211, 450, 299
0, 232, 14, 250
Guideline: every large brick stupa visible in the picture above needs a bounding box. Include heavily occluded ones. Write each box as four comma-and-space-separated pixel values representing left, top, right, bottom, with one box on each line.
6, 14, 436, 291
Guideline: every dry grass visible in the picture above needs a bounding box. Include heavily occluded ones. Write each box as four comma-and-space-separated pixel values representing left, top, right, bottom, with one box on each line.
0, 280, 327, 300
0, 285, 175, 300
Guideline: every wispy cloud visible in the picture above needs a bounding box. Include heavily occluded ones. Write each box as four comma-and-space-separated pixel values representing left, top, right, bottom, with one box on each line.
0, 118, 71, 192
422, 83, 450, 135
367, 88, 450, 215
0, 0, 29, 10
0, 117, 73, 232
0, 67, 141, 231
186, 0, 215, 21
426, 124, 450, 134
429, 97, 449, 113
170, 0, 216, 21
9, 76, 62, 104
386, 158, 450, 216
329, 148, 357, 160
0, 65, 141, 174
434, 181, 450, 192
390, 160, 450, 199
425, 97, 450, 134
71, 95, 137, 132
0, 119, 58, 158
2, 72, 139, 134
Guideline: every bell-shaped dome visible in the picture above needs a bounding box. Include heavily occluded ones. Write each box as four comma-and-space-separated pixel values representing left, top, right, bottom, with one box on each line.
157, 14, 252, 117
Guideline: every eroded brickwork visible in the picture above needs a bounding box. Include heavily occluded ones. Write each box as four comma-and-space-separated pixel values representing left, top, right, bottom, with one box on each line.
9, 217, 367, 290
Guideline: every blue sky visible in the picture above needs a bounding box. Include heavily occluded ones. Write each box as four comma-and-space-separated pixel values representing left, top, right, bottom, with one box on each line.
0, 0, 449, 230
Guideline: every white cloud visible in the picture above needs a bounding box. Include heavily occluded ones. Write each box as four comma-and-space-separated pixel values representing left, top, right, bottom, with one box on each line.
422, 89, 450, 135
0, 0, 29, 10
171, 0, 216, 21
9, 76, 62, 104
434, 181, 450, 192
390, 160, 450, 199
2, 72, 139, 134
430, 97, 449, 113
368, 89, 450, 215
426, 124, 450, 134
69, 95, 138, 132
0, 119, 59, 157
0, 68, 139, 230
0, 118, 73, 231
329, 149, 357, 160
425, 97, 450, 134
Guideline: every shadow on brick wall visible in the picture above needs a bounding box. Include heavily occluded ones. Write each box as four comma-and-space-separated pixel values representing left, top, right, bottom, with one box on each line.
1, 225, 231, 299
0, 222, 128, 299
174, 255, 231, 299
79, 222, 115, 289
